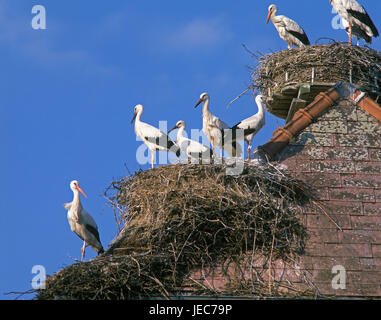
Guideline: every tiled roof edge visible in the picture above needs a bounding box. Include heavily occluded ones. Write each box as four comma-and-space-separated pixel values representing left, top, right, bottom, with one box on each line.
259, 82, 381, 160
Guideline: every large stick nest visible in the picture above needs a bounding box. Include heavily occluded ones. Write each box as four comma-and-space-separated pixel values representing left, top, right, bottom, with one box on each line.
37, 163, 320, 300
251, 44, 381, 100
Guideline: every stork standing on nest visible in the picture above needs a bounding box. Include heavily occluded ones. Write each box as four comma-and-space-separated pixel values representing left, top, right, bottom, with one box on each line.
330, 0, 379, 46
131, 104, 181, 169
266, 4, 310, 49
64, 180, 104, 262
168, 120, 212, 164
229, 95, 266, 159
194, 92, 242, 158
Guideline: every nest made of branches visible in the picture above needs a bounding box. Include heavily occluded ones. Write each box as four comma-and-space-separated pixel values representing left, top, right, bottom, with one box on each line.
251, 43, 381, 100
37, 163, 321, 300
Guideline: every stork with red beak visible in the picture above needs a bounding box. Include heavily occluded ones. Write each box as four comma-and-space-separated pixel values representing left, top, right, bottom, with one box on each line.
194, 92, 242, 158
131, 104, 181, 169
64, 180, 104, 262
266, 4, 310, 49
330, 0, 379, 46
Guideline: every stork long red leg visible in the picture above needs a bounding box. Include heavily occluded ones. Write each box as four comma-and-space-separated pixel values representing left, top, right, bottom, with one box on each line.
81, 240, 86, 262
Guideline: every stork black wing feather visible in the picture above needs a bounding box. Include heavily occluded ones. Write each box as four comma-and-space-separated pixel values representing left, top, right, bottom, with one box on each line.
145, 136, 180, 156
230, 123, 258, 140
286, 29, 310, 45
347, 8, 379, 37
85, 224, 101, 243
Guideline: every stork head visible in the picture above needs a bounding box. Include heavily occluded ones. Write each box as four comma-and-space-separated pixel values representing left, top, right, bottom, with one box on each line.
168, 120, 186, 134
194, 92, 209, 109
255, 95, 265, 104
70, 180, 87, 198
267, 4, 277, 24
131, 104, 143, 125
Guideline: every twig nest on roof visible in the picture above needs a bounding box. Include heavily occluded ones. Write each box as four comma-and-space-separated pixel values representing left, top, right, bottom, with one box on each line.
36, 164, 320, 299
252, 44, 381, 97
249, 44, 381, 119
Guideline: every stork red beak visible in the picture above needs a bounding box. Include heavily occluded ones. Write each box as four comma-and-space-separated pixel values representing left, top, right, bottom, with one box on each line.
194, 98, 203, 109
130, 111, 137, 125
77, 185, 87, 198
266, 10, 272, 24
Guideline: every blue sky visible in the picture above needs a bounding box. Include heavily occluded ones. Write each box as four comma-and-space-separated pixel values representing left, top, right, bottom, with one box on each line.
1, 0, 380, 299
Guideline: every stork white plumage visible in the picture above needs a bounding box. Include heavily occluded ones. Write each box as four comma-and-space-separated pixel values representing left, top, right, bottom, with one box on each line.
330, 0, 379, 46
168, 120, 212, 164
64, 180, 104, 262
229, 95, 266, 159
131, 104, 181, 169
194, 92, 242, 158
266, 4, 310, 49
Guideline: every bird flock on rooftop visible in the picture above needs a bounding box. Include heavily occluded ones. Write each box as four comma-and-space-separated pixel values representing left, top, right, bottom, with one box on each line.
64, 0, 379, 261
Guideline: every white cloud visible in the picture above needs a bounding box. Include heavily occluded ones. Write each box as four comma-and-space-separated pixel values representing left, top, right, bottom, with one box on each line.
166, 16, 232, 51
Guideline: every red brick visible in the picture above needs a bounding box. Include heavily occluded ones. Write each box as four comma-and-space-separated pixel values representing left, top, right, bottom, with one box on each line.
369, 149, 381, 161
311, 269, 381, 285
337, 230, 373, 244
303, 146, 326, 160
349, 229, 381, 243
298, 173, 341, 188
302, 256, 361, 271
355, 161, 381, 174
375, 190, 381, 203
359, 258, 381, 270
324, 200, 362, 216
363, 203, 381, 216
372, 245, 381, 257
347, 270, 381, 284
313, 281, 381, 297
335, 134, 381, 148
280, 159, 303, 173
305, 243, 372, 258
307, 214, 351, 230
351, 216, 381, 231
314, 187, 329, 201
341, 173, 381, 189
348, 121, 381, 135
325, 147, 369, 161
307, 228, 339, 243
329, 187, 375, 202
310, 160, 355, 173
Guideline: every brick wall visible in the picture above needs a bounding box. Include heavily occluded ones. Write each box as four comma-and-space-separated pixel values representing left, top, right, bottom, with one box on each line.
272, 98, 381, 297
186, 99, 381, 298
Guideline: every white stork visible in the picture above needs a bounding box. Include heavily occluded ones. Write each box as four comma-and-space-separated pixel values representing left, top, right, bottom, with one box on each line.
330, 0, 379, 46
229, 95, 266, 159
194, 92, 242, 158
168, 120, 212, 164
266, 4, 310, 49
131, 104, 181, 169
64, 180, 104, 262
342, 18, 371, 45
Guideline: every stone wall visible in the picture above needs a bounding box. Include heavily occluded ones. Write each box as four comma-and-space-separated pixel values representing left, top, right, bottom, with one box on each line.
273, 98, 381, 297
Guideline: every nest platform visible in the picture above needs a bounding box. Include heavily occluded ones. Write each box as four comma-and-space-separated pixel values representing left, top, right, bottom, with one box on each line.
251, 44, 381, 120
36, 163, 320, 300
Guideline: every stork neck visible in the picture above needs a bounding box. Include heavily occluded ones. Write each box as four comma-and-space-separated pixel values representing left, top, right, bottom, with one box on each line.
72, 190, 82, 208
177, 126, 185, 143
135, 109, 143, 123
270, 10, 280, 23
256, 100, 264, 117
202, 97, 212, 117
